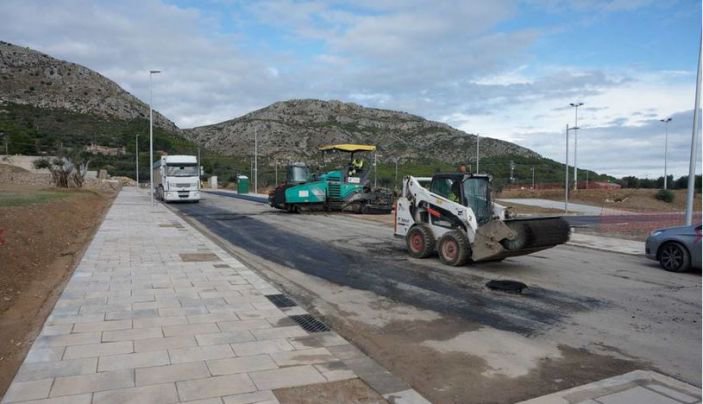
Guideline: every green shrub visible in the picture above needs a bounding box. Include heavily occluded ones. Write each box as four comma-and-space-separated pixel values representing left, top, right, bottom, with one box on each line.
655, 189, 674, 203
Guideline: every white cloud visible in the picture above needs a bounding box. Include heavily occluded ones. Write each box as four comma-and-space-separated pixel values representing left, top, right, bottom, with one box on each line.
0, 0, 698, 178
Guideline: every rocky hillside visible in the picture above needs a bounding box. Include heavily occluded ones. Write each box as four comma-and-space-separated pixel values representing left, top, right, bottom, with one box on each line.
184, 99, 539, 163
0, 41, 177, 131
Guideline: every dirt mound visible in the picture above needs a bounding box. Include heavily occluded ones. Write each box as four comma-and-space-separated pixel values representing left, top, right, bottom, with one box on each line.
0, 184, 114, 396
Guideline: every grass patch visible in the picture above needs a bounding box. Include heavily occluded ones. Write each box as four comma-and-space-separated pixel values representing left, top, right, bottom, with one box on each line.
0, 190, 70, 207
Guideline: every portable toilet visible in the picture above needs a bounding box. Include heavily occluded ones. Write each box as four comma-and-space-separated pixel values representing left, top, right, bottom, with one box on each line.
237, 175, 249, 194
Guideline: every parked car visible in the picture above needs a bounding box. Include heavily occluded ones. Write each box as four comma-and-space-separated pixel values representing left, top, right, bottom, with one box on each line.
645, 224, 702, 272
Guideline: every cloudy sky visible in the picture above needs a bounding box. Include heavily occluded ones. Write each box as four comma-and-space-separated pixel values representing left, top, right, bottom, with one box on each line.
1, 0, 700, 178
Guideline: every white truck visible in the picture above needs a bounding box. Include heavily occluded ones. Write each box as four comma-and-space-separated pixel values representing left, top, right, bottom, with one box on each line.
152, 155, 201, 202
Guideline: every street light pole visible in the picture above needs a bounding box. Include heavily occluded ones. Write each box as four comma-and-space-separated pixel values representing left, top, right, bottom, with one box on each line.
254, 127, 258, 194
570, 102, 584, 191
660, 118, 672, 190
476, 134, 480, 173
135, 134, 139, 186
148, 69, 161, 206
685, 35, 701, 226
531, 166, 535, 190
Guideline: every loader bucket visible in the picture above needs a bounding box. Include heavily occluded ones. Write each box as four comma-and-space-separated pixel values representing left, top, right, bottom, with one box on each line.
472, 217, 570, 262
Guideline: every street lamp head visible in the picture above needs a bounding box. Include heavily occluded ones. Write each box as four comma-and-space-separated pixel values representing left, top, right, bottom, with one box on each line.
570, 102, 584, 107
149, 70, 161, 74
660, 118, 672, 123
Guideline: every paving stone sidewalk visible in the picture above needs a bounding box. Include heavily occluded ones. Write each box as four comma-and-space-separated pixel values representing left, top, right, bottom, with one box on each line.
2, 187, 428, 404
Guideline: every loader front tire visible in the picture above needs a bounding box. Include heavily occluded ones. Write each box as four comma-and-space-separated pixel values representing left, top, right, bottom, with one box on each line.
406, 224, 435, 258
438, 230, 470, 266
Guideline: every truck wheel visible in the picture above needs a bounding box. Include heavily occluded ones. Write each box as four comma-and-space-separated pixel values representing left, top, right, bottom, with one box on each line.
438, 230, 470, 266
406, 224, 435, 258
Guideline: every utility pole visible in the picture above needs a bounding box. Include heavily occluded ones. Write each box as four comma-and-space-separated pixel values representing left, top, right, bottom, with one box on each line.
197, 146, 201, 189
373, 152, 378, 188
275, 159, 278, 184
394, 158, 399, 189
148, 69, 161, 206
565, 124, 570, 213
531, 166, 535, 190
570, 102, 584, 191
1, 131, 7, 155
660, 118, 673, 190
510, 160, 515, 183
685, 34, 701, 226
254, 127, 258, 194
476, 134, 480, 173
135, 134, 139, 185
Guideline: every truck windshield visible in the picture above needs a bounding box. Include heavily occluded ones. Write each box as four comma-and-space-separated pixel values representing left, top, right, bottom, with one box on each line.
165, 164, 198, 177
463, 178, 493, 225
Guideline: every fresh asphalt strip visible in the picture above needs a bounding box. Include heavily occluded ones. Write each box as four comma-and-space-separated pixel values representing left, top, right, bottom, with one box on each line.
173, 201, 604, 336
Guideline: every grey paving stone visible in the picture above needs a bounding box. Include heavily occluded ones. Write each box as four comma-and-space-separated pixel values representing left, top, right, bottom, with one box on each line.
169, 344, 235, 364
217, 319, 272, 333
645, 383, 699, 403
93, 382, 179, 404
14, 358, 97, 382
34, 332, 102, 348
176, 374, 257, 401
2, 378, 53, 402
163, 323, 220, 337
327, 344, 364, 361
248, 365, 326, 390
72, 319, 132, 333
8, 393, 92, 404
134, 336, 198, 352
344, 357, 409, 395
187, 313, 239, 324
98, 350, 170, 372
269, 348, 336, 367
206, 355, 278, 376
133, 316, 188, 328
102, 327, 163, 342
63, 341, 134, 360
39, 325, 74, 337
195, 331, 255, 346
230, 339, 295, 357
105, 309, 159, 320
47, 314, 105, 326
288, 333, 348, 349
597, 386, 682, 404
136, 362, 211, 386
50, 369, 134, 397
223, 390, 279, 404
24, 347, 66, 363
251, 326, 307, 341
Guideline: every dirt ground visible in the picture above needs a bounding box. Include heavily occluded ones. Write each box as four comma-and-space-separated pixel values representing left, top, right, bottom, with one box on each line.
0, 183, 114, 397
499, 188, 702, 213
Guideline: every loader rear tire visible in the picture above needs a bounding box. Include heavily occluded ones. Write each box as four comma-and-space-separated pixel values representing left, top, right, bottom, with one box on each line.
438, 230, 470, 266
406, 224, 435, 258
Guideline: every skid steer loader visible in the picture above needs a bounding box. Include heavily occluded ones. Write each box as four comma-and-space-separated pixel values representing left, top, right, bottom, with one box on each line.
394, 173, 570, 265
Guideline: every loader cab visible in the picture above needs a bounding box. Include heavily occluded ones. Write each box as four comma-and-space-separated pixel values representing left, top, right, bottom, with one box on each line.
430, 174, 494, 225
286, 163, 310, 184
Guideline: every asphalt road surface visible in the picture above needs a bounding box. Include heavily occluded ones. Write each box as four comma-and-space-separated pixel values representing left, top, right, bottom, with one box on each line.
170, 192, 701, 403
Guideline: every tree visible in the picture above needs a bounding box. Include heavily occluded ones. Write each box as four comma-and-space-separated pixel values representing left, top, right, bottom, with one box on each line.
33, 147, 90, 188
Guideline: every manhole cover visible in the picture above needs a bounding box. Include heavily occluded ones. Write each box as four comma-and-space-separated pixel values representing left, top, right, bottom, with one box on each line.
289, 314, 330, 333
266, 294, 298, 308
486, 280, 527, 294
179, 253, 221, 262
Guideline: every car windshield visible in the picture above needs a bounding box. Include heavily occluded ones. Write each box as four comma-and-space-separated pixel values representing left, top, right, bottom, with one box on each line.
165, 164, 198, 177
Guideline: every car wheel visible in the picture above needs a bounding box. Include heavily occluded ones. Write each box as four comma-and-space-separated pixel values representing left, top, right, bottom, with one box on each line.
658, 242, 690, 272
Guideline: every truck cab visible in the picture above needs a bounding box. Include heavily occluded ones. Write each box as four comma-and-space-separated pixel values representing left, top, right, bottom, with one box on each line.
153, 155, 201, 202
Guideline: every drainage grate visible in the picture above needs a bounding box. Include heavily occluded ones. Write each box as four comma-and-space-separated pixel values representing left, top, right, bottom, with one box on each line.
289, 314, 330, 333
266, 294, 298, 308
486, 280, 527, 294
